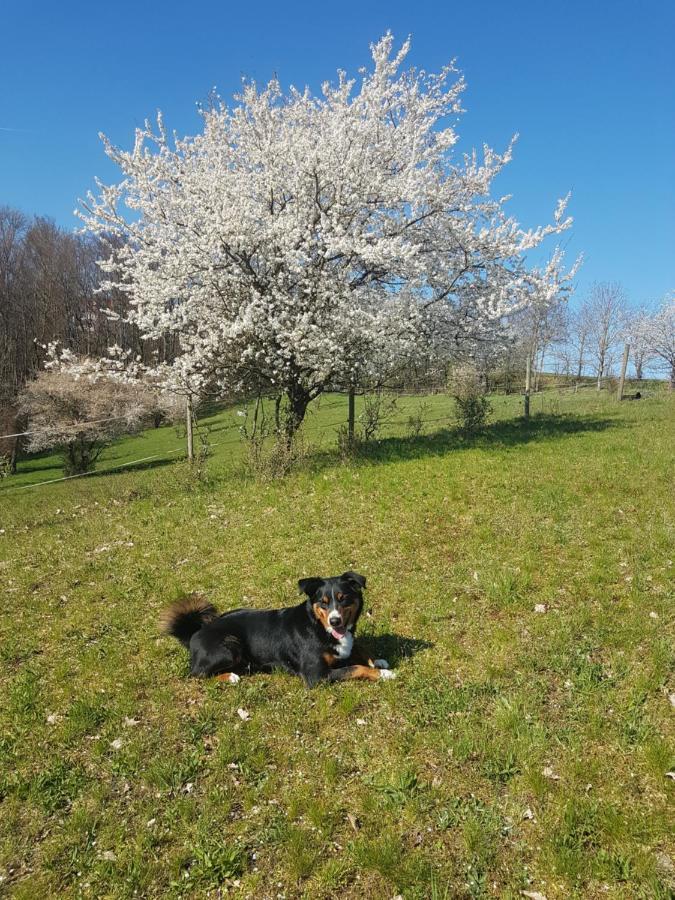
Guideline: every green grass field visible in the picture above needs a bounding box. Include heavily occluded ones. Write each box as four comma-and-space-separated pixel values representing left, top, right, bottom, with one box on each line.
1, 389, 673, 898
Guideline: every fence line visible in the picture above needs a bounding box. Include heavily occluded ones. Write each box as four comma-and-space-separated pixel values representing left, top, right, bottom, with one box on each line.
0, 379, 633, 443
1, 386, 619, 493
2, 435, 234, 493
0, 415, 131, 442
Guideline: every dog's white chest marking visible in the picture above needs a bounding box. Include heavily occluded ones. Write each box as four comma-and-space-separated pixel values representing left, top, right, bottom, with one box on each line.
333, 631, 354, 660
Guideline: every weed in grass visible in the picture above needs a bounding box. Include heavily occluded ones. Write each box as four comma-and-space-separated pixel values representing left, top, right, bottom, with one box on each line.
548, 797, 608, 883
8, 668, 43, 722
145, 747, 204, 794
366, 767, 422, 807
353, 833, 404, 882
337, 683, 363, 715
63, 696, 109, 740
21, 759, 87, 813
185, 835, 246, 886
284, 825, 322, 881
301, 856, 355, 899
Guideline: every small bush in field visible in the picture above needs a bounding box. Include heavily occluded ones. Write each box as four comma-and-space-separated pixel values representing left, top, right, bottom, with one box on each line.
359, 393, 398, 442
238, 397, 309, 479
406, 400, 430, 439
450, 365, 492, 432
19, 367, 165, 476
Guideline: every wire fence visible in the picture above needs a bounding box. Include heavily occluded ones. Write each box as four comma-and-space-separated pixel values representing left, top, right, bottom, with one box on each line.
0, 415, 134, 442
0, 381, 648, 494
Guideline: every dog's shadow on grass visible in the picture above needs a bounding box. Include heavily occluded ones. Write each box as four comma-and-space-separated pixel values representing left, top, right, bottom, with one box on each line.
364, 633, 433, 666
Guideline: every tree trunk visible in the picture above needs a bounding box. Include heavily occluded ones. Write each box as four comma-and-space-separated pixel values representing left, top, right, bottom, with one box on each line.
9, 436, 20, 474
596, 348, 604, 391
576, 335, 585, 380
348, 388, 355, 444
617, 343, 630, 401
635, 358, 643, 382
284, 384, 311, 447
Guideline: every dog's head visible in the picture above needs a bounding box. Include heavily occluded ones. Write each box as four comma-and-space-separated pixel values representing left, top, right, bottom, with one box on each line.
299, 571, 366, 639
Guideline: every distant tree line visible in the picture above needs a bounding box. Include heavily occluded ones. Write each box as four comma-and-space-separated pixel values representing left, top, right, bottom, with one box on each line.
0, 205, 179, 471
471, 282, 674, 397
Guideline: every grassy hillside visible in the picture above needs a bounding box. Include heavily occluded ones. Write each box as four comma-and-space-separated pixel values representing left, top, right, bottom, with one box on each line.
1, 390, 673, 898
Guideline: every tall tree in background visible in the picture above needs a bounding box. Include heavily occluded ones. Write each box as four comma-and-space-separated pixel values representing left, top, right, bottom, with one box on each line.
79, 34, 574, 442
624, 306, 653, 381
567, 303, 593, 384
644, 295, 675, 389
582, 282, 628, 390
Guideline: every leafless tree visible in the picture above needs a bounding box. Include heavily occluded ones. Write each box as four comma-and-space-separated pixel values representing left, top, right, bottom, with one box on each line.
566, 304, 593, 384
582, 282, 628, 390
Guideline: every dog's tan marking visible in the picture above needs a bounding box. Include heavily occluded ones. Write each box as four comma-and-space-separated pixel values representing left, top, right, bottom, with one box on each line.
323, 651, 338, 667
313, 600, 331, 630
215, 672, 240, 684
334, 664, 381, 682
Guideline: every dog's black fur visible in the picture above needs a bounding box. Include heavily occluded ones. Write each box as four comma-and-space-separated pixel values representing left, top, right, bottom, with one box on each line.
160, 572, 391, 687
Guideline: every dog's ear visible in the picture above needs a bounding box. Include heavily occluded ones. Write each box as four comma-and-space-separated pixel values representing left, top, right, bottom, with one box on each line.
298, 577, 324, 598
341, 571, 366, 590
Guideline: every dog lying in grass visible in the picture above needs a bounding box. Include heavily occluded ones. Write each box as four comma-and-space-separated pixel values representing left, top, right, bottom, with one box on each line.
160, 571, 395, 687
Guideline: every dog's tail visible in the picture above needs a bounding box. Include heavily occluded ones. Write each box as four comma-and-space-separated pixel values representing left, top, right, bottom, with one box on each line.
159, 594, 218, 648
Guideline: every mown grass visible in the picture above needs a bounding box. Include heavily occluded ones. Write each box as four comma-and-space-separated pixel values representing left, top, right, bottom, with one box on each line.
0, 389, 673, 898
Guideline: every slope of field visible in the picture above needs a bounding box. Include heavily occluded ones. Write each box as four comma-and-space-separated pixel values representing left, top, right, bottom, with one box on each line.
1, 391, 673, 898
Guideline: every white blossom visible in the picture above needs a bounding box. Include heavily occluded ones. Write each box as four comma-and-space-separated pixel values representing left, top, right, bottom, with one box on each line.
78, 34, 575, 432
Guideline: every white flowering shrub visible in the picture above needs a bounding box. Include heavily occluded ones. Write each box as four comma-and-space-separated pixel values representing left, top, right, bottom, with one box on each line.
19, 349, 174, 475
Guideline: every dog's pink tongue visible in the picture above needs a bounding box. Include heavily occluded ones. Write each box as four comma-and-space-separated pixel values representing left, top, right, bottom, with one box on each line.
331, 626, 346, 639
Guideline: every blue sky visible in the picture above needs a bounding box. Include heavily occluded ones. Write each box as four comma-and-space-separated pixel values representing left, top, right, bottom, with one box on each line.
1, 0, 673, 309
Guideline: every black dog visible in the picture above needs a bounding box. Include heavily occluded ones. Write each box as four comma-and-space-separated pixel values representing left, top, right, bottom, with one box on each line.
160, 571, 395, 687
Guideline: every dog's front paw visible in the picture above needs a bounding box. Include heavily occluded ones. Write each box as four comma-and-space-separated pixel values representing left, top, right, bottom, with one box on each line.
373, 659, 390, 669
378, 668, 397, 680
217, 672, 240, 684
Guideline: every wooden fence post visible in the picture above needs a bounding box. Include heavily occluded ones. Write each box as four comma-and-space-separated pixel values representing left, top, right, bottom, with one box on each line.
524, 353, 531, 419
186, 396, 194, 461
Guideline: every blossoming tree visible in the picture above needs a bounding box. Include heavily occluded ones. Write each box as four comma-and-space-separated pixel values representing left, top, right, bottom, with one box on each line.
80, 34, 574, 440
644, 295, 675, 389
